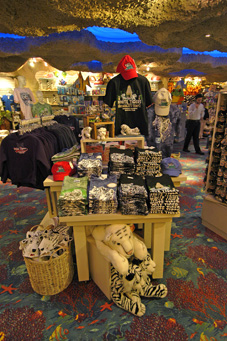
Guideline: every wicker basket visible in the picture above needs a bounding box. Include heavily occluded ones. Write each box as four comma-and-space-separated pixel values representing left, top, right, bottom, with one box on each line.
24, 225, 74, 295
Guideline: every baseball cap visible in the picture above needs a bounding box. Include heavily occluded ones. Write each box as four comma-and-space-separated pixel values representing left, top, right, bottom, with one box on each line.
116, 55, 138, 80
161, 157, 182, 177
51, 161, 76, 181
154, 88, 172, 116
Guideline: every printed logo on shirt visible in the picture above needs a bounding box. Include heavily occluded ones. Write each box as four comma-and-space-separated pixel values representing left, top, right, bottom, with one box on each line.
13, 143, 28, 154
118, 85, 142, 112
20, 92, 32, 106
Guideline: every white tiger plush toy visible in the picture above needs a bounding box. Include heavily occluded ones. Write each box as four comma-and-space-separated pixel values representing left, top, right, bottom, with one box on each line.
91, 224, 167, 316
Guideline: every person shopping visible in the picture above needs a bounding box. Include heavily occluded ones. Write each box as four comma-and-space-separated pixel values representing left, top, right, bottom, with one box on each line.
183, 94, 205, 155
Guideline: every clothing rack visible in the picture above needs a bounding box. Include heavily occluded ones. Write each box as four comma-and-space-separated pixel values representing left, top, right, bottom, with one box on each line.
19, 118, 41, 127
40, 115, 55, 122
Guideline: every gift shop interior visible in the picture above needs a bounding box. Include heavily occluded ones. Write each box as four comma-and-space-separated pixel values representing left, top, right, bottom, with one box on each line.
0, 1, 227, 340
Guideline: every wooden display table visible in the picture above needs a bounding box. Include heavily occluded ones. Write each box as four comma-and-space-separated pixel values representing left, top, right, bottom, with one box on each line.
59, 211, 180, 282
80, 135, 145, 153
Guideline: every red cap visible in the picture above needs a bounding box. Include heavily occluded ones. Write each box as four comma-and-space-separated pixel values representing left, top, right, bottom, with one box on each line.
116, 55, 138, 80
51, 161, 76, 181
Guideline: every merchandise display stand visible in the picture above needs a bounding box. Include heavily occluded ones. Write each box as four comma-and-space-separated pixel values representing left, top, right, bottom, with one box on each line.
43, 173, 187, 218
202, 90, 227, 240
43, 174, 186, 285
80, 135, 145, 153
89, 121, 115, 139
59, 211, 180, 282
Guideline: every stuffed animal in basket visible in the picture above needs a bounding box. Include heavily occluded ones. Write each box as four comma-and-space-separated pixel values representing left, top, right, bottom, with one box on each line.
92, 224, 167, 316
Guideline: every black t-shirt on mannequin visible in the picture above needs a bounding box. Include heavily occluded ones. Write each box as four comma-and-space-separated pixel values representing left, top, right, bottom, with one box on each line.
103, 55, 153, 136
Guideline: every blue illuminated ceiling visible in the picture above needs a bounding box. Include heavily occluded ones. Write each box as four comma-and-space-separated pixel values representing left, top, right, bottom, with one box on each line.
86, 27, 140, 43
0, 27, 227, 59
0, 27, 227, 79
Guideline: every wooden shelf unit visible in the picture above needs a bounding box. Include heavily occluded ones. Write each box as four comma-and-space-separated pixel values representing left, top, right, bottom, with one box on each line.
202, 89, 227, 239
80, 135, 145, 153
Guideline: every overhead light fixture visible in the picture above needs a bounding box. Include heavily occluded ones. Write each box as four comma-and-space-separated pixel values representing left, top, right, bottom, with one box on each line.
205, 34, 211, 38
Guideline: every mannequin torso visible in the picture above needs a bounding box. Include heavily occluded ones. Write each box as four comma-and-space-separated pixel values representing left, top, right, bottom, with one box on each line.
13, 76, 35, 119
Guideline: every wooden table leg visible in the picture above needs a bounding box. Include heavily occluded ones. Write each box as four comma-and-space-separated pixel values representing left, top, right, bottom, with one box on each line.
164, 221, 172, 251
80, 140, 86, 153
151, 222, 166, 279
72, 224, 90, 282
45, 188, 53, 218
143, 223, 152, 249
50, 191, 58, 217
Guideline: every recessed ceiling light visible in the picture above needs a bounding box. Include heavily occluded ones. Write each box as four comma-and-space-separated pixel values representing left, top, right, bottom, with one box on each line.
205, 34, 211, 38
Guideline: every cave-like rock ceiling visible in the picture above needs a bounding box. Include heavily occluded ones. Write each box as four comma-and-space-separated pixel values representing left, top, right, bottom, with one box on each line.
1, 0, 227, 81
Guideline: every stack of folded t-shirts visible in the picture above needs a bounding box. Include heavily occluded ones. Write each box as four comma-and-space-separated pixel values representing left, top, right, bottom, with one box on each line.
118, 174, 149, 215
77, 152, 103, 178
51, 144, 80, 163
108, 147, 135, 179
146, 174, 180, 214
135, 147, 162, 177
88, 174, 118, 214
57, 175, 88, 216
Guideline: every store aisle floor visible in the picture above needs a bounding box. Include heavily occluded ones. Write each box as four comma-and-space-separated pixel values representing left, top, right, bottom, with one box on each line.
0, 140, 226, 341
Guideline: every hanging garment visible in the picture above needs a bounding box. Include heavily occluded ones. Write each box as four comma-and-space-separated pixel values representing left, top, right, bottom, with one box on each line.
147, 104, 181, 158
54, 115, 80, 143
103, 74, 153, 136
0, 124, 77, 189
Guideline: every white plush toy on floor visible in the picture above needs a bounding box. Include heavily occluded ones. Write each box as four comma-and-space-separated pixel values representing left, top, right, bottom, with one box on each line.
92, 224, 167, 316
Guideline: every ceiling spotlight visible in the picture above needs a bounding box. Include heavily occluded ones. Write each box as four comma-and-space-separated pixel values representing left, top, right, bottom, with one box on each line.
205, 34, 211, 38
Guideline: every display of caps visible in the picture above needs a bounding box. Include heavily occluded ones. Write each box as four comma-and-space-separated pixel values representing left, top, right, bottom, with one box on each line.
51, 161, 76, 181
161, 157, 182, 177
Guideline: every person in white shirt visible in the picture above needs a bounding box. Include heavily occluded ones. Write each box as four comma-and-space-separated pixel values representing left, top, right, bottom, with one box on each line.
183, 94, 205, 155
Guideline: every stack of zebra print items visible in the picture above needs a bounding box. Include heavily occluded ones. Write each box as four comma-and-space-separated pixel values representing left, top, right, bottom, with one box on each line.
146, 174, 180, 214
135, 147, 162, 176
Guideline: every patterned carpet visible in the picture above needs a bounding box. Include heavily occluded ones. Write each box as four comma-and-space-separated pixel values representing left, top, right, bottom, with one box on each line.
0, 140, 227, 341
